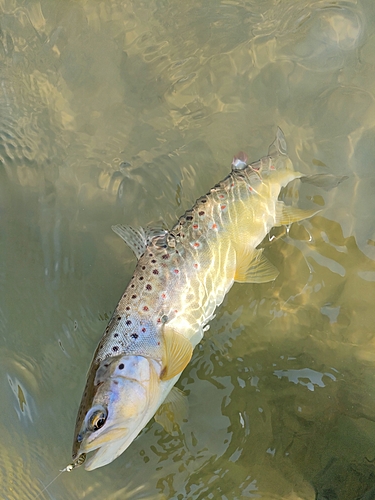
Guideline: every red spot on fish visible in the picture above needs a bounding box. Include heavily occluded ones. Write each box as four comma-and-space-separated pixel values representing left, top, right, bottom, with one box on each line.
249, 186, 253, 192
194, 263, 199, 269
221, 205, 226, 210
141, 328, 146, 333
174, 309, 178, 313
143, 306, 149, 311
157, 318, 161, 323
212, 223, 218, 229
161, 293, 166, 299
194, 242, 200, 248
270, 165, 275, 170
193, 224, 198, 229
174, 269, 179, 274
219, 194, 225, 199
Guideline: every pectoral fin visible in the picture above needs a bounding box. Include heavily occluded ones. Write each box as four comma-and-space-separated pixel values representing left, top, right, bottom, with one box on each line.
275, 201, 320, 227
160, 327, 193, 381
154, 387, 188, 433
235, 248, 279, 284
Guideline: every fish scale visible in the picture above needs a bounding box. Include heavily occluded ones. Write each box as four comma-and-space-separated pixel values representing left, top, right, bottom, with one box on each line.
71, 129, 320, 470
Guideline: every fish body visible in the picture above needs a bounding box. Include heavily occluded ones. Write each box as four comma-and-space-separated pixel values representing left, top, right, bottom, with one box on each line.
72, 129, 317, 470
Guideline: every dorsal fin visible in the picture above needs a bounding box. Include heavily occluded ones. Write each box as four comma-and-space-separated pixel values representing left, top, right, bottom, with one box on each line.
112, 224, 168, 259
112, 225, 147, 259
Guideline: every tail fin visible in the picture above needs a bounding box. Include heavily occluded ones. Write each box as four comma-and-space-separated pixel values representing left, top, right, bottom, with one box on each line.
268, 127, 288, 158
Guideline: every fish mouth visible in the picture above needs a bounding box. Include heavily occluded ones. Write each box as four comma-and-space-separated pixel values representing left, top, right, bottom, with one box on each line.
77, 426, 131, 471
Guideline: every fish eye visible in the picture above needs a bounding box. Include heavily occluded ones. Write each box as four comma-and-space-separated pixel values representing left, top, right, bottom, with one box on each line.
85, 405, 108, 432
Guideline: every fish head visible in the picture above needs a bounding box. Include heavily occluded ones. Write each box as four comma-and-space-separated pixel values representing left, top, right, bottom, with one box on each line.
72, 354, 161, 470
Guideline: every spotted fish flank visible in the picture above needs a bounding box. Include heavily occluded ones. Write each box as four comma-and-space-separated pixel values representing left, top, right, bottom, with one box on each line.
71, 129, 319, 471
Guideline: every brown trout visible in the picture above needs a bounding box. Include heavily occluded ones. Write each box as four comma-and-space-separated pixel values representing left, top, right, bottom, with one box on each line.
71, 129, 318, 471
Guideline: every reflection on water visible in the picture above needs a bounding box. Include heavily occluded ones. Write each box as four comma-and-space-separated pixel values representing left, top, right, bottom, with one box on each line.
1, 0, 375, 498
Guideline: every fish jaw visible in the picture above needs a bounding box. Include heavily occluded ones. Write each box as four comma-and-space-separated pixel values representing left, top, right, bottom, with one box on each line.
73, 355, 164, 471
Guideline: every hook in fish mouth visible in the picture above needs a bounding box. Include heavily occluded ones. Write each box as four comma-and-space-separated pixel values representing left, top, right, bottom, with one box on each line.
61, 453, 86, 472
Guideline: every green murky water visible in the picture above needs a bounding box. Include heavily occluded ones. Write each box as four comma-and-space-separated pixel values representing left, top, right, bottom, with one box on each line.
1, 0, 375, 498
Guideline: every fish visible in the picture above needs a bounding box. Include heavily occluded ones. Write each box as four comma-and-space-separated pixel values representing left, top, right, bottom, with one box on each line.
71, 128, 319, 471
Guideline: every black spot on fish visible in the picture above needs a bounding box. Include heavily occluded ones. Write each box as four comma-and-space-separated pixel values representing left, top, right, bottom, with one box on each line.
112, 346, 119, 352
146, 284, 152, 290
153, 269, 159, 274
114, 333, 119, 338
186, 216, 193, 221
139, 276, 144, 281
131, 284, 135, 288
198, 211, 205, 216
119, 363, 124, 370
142, 266, 146, 270
132, 294, 137, 299
131, 333, 138, 339
141, 327, 146, 333
117, 316, 121, 321
126, 320, 132, 326
151, 259, 156, 263
162, 254, 170, 260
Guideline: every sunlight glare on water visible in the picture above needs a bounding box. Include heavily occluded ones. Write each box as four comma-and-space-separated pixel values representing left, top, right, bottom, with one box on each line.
0, 0, 375, 499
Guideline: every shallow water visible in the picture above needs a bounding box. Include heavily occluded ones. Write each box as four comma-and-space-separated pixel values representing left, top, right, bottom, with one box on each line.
1, 0, 375, 498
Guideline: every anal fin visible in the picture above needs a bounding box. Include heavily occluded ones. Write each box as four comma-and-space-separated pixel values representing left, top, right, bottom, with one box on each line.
160, 327, 193, 381
275, 201, 320, 227
234, 248, 279, 284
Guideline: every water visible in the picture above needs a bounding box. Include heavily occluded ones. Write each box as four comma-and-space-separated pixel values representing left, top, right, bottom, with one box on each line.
0, 0, 375, 498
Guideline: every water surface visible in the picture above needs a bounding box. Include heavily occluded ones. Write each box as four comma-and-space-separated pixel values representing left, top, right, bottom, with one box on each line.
1, 0, 375, 499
